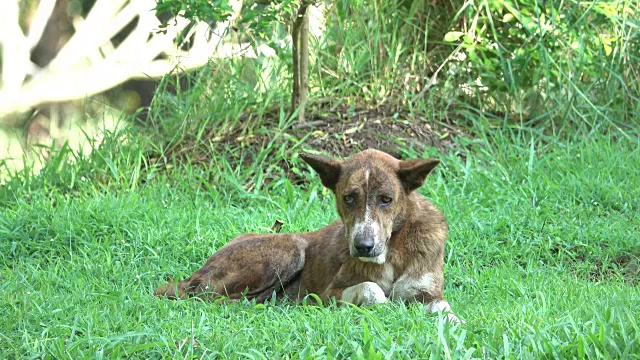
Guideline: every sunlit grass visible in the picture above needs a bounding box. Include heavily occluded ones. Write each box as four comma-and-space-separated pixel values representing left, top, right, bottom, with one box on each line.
1, 126, 638, 358
1, 1, 639, 358
0, 107, 127, 182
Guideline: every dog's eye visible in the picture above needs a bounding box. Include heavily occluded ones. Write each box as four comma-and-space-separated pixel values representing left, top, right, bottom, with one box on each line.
379, 196, 393, 207
344, 194, 356, 206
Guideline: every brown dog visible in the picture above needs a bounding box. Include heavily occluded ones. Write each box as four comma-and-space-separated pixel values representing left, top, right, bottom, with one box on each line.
154, 149, 459, 323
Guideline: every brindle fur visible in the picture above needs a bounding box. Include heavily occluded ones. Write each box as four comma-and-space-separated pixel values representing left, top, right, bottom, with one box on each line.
154, 149, 457, 321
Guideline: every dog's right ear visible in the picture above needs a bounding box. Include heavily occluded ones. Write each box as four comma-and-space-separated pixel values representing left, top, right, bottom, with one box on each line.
300, 153, 341, 191
397, 158, 440, 192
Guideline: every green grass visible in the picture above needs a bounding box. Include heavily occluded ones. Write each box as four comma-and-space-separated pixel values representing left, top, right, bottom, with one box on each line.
1, 0, 639, 357
1, 128, 639, 359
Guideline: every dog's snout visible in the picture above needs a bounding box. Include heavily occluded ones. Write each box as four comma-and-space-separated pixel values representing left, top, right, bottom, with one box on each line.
354, 234, 375, 254
350, 210, 383, 258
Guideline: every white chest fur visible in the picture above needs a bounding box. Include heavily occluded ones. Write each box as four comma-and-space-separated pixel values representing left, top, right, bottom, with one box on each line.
376, 262, 395, 295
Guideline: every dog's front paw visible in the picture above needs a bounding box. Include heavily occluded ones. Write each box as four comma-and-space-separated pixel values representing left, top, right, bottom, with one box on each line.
427, 299, 465, 325
342, 281, 388, 306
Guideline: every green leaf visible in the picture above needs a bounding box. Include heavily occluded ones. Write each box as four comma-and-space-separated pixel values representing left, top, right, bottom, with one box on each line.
502, 13, 515, 22
444, 31, 465, 42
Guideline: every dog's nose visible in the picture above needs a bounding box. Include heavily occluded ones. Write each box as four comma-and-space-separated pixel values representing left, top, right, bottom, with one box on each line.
354, 237, 375, 254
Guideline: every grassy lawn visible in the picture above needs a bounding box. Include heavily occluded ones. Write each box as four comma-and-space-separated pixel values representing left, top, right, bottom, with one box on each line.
1, 128, 639, 359
1, 0, 639, 357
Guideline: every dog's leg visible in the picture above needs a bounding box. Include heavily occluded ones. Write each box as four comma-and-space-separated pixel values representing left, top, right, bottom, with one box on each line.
391, 271, 462, 325
154, 234, 307, 302
426, 299, 462, 324
323, 282, 387, 306
343, 282, 388, 306
153, 277, 183, 300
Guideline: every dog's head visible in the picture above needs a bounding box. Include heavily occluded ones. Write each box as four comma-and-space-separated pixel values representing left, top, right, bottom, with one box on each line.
301, 149, 439, 264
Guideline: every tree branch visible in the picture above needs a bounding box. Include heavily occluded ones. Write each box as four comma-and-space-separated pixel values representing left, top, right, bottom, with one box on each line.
291, 1, 312, 121
0, 0, 264, 119
26, 0, 57, 51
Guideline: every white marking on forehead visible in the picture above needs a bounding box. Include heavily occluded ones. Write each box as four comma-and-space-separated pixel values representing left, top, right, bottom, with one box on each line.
349, 167, 382, 256
365, 169, 370, 189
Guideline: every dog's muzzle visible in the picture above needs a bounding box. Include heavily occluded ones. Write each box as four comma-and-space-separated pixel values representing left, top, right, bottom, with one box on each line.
353, 232, 381, 257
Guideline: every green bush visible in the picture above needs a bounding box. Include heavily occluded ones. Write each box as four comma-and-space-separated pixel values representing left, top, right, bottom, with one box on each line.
308, 0, 639, 129
147, 0, 639, 132
440, 0, 639, 126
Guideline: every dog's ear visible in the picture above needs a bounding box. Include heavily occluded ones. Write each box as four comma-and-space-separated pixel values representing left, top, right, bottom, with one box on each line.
300, 153, 341, 191
397, 158, 440, 192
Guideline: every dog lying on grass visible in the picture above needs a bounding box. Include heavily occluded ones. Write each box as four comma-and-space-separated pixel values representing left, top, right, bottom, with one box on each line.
155, 149, 459, 323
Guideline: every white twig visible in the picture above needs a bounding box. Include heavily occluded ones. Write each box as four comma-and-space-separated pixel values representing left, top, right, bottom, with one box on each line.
26, 0, 57, 51
0, 0, 30, 96
0, 0, 270, 118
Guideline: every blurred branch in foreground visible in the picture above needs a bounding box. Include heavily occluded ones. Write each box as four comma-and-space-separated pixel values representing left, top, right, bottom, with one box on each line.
0, 0, 275, 121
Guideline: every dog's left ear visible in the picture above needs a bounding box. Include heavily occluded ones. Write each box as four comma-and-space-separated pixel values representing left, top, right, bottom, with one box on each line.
300, 153, 342, 191
397, 158, 440, 192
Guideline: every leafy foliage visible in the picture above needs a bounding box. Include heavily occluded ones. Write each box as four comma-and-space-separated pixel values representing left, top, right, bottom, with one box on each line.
440, 0, 640, 123
154, 0, 235, 24
154, 0, 299, 46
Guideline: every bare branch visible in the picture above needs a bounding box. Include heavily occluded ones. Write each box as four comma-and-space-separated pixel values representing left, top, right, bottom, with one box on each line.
0, 0, 265, 119
26, 0, 57, 51
0, 0, 30, 95
292, 2, 312, 121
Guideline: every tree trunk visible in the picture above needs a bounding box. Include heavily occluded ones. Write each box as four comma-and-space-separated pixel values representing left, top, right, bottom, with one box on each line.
291, 2, 311, 121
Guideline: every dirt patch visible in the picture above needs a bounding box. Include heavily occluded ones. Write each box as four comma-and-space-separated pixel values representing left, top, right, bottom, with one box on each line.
609, 252, 640, 284
193, 105, 467, 189
288, 105, 465, 159
197, 105, 466, 160
154, 104, 469, 189
552, 243, 640, 285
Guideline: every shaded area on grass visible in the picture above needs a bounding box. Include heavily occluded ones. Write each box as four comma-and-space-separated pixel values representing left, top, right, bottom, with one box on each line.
143, 104, 469, 191
550, 243, 640, 285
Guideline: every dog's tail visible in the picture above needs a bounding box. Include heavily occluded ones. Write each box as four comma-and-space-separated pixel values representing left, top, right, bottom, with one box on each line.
153, 277, 187, 300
